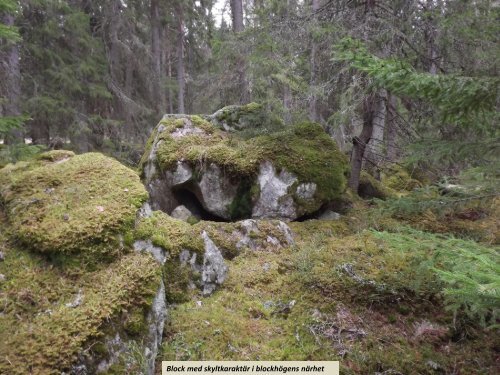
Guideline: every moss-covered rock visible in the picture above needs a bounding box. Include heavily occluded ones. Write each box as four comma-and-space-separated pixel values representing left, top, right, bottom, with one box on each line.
134, 211, 295, 299
358, 171, 398, 199
0, 151, 148, 263
159, 216, 498, 373
135, 211, 204, 257
381, 165, 423, 192
0, 230, 161, 374
0, 159, 167, 373
141, 108, 349, 221
207, 102, 284, 135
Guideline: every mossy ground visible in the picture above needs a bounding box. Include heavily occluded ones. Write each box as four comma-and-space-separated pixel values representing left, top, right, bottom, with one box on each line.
159, 209, 498, 374
1, 148, 497, 374
0, 151, 148, 264
358, 171, 398, 199
381, 165, 423, 192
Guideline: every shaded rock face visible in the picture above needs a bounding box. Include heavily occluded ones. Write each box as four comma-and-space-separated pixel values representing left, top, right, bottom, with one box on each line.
80, 280, 166, 375
198, 163, 239, 219
140, 105, 348, 222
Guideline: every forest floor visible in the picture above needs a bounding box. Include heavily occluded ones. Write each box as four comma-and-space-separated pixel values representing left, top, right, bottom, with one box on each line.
158, 200, 499, 374
0, 151, 497, 374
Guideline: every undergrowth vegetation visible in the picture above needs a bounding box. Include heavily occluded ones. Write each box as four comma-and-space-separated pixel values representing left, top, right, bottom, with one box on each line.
161, 215, 499, 373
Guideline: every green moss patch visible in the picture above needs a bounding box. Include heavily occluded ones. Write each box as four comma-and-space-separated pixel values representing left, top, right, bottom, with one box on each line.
0, 152, 148, 262
135, 211, 204, 257
134, 212, 295, 302
0, 209, 161, 374
381, 165, 423, 192
358, 171, 397, 199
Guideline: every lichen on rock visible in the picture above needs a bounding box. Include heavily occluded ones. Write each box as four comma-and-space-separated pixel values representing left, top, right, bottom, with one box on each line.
140, 106, 349, 221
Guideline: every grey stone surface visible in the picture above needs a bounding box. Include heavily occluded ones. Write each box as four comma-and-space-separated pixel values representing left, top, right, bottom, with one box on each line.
277, 221, 294, 245
201, 231, 228, 296
198, 163, 239, 220
145, 280, 166, 375
296, 182, 317, 200
252, 161, 297, 220
166, 161, 193, 187
141, 112, 337, 221
318, 210, 341, 220
137, 202, 153, 219
170, 205, 193, 222
133, 240, 167, 264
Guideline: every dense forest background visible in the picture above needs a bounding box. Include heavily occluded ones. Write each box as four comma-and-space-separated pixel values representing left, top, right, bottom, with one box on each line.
0, 0, 499, 187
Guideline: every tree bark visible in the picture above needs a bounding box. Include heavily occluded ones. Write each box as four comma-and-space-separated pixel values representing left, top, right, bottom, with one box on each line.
348, 95, 375, 192
309, 0, 320, 122
167, 48, 174, 114
231, 0, 244, 32
230, 0, 249, 103
283, 84, 292, 124
385, 93, 398, 161
426, 0, 440, 75
364, 89, 387, 179
151, 0, 166, 113
1, 13, 23, 144
175, 3, 186, 114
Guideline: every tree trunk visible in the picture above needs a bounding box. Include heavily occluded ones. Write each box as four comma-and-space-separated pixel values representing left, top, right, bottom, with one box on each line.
426, 0, 440, 75
309, 0, 320, 122
364, 89, 387, 179
348, 95, 375, 192
167, 48, 174, 113
230, 0, 249, 103
151, 0, 165, 113
385, 93, 398, 161
1, 13, 23, 144
176, 4, 186, 114
283, 84, 292, 124
231, 0, 244, 32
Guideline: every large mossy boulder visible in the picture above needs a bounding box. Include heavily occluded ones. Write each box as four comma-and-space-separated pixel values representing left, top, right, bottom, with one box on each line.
0, 151, 169, 374
0, 151, 148, 263
140, 106, 349, 221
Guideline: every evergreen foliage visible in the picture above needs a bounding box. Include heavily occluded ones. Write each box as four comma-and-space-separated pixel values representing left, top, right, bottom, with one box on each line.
335, 38, 499, 119
370, 228, 499, 328
0, 0, 19, 41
